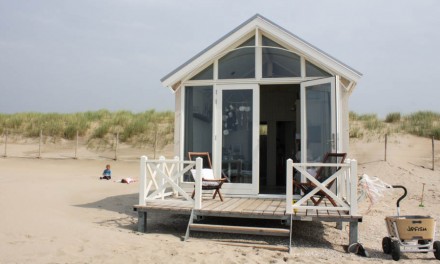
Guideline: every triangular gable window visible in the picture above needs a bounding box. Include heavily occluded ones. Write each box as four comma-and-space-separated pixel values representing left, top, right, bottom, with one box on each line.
218, 36, 255, 79
305, 61, 332, 77
190, 64, 213, 80
262, 36, 300, 78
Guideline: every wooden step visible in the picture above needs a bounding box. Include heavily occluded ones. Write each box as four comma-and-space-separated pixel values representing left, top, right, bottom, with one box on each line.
189, 223, 290, 237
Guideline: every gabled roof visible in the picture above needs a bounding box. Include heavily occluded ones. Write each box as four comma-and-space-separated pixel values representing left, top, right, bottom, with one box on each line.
161, 14, 362, 89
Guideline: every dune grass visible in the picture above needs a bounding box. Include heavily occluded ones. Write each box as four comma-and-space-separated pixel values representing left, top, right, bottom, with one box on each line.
400, 111, 440, 139
349, 111, 440, 140
2, 110, 440, 146
0, 110, 174, 152
385, 112, 401, 123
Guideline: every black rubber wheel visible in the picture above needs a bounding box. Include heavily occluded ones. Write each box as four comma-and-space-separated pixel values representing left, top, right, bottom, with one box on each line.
357, 244, 369, 258
434, 241, 440, 260
391, 240, 401, 261
383, 237, 392, 254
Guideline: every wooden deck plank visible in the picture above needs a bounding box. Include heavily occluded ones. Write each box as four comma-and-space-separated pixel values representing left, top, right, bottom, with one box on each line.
221, 198, 249, 212
201, 198, 218, 207
205, 198, 242, 212
231, 198, 258, 213
252, 199, 275, 215
262, 200, 282, 216
241, 199, 266, 213
202, 199, 224, 210
274, 200, 286, 216
146, 200, 191, 208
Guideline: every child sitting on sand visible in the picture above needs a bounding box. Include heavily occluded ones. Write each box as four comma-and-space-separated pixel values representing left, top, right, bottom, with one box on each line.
100, 164, 111, 180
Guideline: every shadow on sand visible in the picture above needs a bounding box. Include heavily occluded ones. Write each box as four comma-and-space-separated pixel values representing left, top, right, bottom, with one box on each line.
75, 193, 190, 238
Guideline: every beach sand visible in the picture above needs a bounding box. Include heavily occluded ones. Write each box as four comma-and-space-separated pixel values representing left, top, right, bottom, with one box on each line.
1, 133, 439, 263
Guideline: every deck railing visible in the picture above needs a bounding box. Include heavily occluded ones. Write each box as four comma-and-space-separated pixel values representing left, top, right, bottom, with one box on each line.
139, 156, 203, 209
286, 158, 358, 215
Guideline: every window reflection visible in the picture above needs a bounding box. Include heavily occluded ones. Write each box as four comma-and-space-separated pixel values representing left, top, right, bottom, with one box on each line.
306, 61, 332, 77
219, 37, 255, 79
190, 64, 214, 80
222, 90, 253, 183
262, 36, 301, 78
184, 86, 213, 182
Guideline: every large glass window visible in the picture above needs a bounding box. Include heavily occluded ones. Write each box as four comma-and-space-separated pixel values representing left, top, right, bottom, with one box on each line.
184, 86, 213, 181
218, 37, 255, 79
305, 83, 332, 162
190, 64, 213, 80
222, 89, 253, 183
306, 61, 332, 77
262, 36, 301, 78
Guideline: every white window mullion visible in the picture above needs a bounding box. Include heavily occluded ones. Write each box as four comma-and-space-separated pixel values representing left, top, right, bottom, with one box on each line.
255, 28, 262, 80
300, 57, 306, 78
213, 60, 218, 80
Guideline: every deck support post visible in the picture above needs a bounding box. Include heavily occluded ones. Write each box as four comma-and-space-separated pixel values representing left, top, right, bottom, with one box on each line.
336, 222, 343, 230
138, 211, 147, 233
349, 221, 359, 245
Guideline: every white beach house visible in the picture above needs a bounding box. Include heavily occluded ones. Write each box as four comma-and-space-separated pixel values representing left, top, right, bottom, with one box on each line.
160, 14, 361, 196
135, 14, 363, 251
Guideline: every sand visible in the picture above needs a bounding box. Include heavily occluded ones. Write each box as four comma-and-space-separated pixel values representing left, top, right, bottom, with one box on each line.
0, 133, 439, 263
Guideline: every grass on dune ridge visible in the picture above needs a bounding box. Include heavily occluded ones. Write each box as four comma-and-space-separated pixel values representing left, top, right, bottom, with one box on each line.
0, 110, 174, 151
1, 110, 440, 145
349, 111, 440, 140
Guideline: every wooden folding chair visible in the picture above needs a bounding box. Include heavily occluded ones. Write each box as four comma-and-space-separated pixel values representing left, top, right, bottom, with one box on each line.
293, 153, 347, 206
188, 152, 228, 202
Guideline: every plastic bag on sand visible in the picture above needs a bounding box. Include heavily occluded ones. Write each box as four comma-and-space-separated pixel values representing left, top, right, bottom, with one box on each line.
358, 174, 392, 211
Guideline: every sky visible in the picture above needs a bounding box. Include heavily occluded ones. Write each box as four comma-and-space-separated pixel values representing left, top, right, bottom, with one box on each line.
0, 0, 439, 117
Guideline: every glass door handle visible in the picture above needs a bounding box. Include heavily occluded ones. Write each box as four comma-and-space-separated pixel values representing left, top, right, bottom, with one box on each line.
327, 134, 335, 148
327, 133, 336, 150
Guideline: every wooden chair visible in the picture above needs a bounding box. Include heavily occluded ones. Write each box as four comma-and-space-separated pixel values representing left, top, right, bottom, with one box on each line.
188, 152, 228, 202
293, 153, 347, 206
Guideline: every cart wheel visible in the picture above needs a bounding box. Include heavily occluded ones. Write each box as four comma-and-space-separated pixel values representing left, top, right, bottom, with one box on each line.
391, 240, 401, 261
382, 237, 392, 254
434, 241, 440, 260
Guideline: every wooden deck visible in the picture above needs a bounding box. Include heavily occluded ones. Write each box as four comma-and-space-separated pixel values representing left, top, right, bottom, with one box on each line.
133, 196, 362, 222
134, 196, 362, 250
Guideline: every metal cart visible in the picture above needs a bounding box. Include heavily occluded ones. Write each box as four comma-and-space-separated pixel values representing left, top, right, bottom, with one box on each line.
382, 185, 440, 261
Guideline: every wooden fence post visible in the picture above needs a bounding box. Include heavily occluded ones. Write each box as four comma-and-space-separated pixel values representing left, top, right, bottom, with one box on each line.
384, 134, 388, 162
432, 136, 435, 171
74, 130, 79, 159
38, 129, 42, 159
3, 129, 7, 157
114, 132, 119, 161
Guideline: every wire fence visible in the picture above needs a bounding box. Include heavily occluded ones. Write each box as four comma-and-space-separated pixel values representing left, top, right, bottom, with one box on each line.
0, 129, 172, 161
351, 133, 439, 171
1, 130, 438, 170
